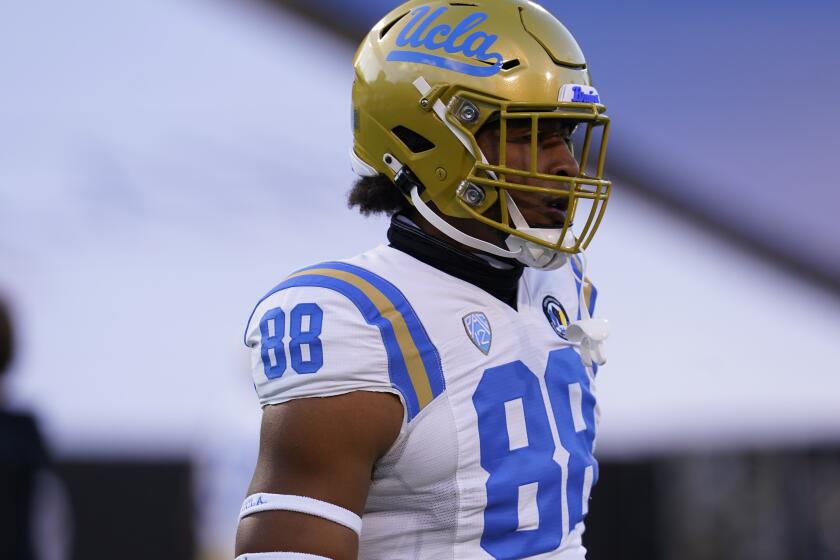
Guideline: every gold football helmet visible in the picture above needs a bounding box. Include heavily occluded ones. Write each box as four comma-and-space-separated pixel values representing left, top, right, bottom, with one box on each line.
351, 0, 611, 269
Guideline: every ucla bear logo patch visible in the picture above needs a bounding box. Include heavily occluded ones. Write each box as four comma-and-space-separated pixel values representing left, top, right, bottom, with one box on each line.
463, 312, 492, 354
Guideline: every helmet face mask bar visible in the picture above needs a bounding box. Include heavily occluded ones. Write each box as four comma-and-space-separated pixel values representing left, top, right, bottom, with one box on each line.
446, 90, 612, 255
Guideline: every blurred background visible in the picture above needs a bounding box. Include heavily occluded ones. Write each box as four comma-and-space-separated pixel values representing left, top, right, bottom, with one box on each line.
1, 0, 838, 558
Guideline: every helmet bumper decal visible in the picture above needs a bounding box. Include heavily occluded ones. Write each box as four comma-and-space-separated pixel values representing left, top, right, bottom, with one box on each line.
559, 84, 601, 104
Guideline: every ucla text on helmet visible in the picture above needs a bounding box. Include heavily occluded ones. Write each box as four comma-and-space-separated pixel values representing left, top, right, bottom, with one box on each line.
387, 5, 504, 77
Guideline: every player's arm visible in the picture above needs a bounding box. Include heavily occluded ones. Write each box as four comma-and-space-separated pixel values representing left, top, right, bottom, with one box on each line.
239, 278, 410, 558
235, 390, 402, 559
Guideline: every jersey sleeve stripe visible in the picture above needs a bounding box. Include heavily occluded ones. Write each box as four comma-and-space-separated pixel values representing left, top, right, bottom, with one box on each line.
306, 262, 445, 398
276, 273, 422, 419
276, 269, 440, 421
288, 268, 438, 412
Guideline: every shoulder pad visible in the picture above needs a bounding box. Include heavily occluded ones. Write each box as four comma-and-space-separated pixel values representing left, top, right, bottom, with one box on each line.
244, 262, 445, 421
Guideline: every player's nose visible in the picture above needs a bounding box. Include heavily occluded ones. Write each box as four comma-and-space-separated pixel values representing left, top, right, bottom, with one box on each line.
542, 140, 579, 180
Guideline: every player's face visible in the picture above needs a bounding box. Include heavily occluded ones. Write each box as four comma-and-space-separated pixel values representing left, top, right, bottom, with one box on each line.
476, 118, 580, 228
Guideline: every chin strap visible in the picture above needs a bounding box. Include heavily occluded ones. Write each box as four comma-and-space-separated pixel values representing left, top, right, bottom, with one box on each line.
503, 193, 573, 271
410, 188, 522, 259
380, 152, 521, 259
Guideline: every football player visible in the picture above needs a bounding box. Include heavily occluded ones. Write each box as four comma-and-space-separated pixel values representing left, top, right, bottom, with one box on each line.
235, 0, 611, 558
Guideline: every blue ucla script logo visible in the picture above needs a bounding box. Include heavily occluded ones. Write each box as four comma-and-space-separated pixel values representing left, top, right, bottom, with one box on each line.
387, 5, 504, 77
463, 311, 492, 354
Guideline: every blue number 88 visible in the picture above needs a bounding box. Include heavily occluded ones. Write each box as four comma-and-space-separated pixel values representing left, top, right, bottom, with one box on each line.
473, 348, 597, 559
259, 303, 324, 378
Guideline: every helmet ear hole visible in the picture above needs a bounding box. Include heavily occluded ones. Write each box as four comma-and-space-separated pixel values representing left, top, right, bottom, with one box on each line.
391, 126, 436, 153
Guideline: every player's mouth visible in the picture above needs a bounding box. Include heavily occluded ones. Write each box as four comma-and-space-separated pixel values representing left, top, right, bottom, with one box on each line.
539, 196, 569, 228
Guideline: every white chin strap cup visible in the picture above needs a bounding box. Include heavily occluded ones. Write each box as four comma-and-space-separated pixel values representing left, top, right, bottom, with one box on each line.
504, 228, 573, 270
504, 193, 574, 271
565, 319, 609, 367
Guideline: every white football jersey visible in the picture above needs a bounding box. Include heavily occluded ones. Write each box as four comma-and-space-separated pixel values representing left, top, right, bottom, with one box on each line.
244, 245, 601, 560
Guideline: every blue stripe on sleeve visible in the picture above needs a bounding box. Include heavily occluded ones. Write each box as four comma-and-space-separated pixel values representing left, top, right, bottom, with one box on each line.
274, 274, 423, 420
300, 262, 446, 400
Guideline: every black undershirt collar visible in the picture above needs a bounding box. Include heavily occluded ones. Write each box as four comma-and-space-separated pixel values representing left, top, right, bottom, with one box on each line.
387, 213, 524, 309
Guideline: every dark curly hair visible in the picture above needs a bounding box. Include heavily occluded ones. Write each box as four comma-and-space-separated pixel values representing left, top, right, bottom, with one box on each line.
0, 298, 13, 376
347, 174, 412, 216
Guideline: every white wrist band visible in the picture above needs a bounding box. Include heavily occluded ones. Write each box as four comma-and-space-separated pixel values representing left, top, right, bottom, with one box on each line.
235, 553, 331, 559
240, 493, 363, 536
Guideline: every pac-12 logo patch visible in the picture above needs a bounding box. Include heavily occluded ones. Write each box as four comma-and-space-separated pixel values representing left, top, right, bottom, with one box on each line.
542, 296, 570, 340
463, 311, 492, 354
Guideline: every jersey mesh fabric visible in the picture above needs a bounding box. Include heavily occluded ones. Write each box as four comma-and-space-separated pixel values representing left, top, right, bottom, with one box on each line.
360, 396, 459, 559
244, 245, 600, 559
